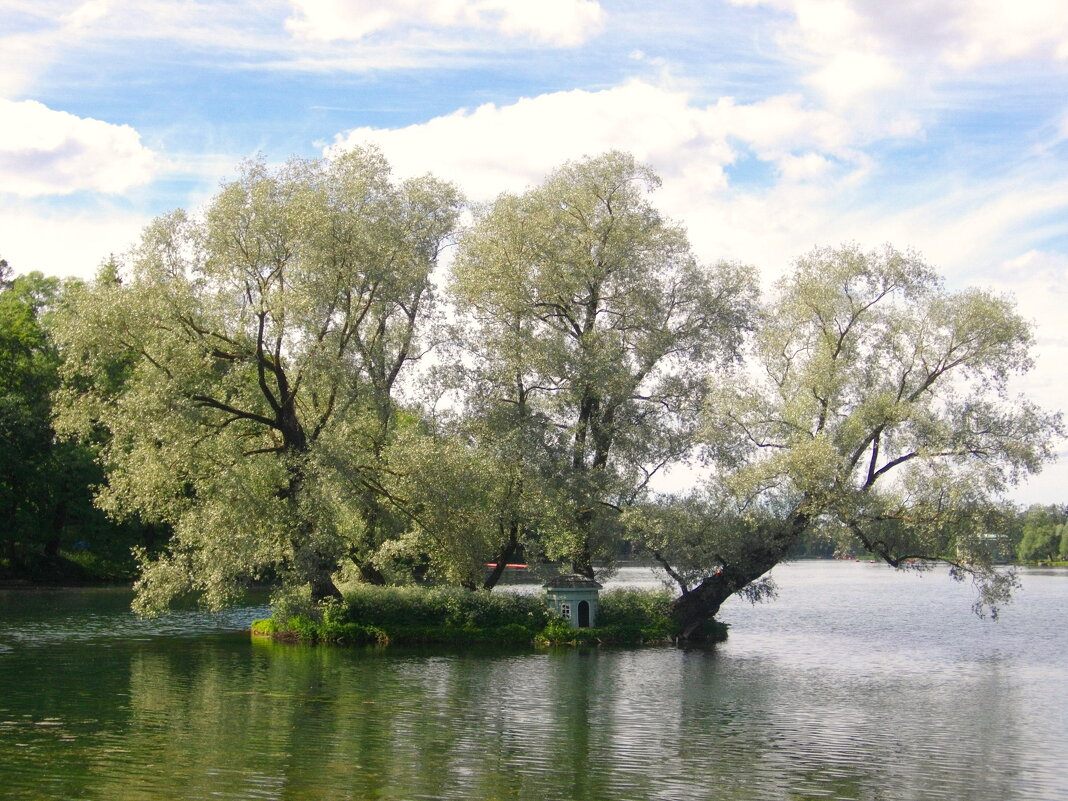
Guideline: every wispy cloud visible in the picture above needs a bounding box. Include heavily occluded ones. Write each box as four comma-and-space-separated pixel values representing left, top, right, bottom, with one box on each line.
0, 0, 607, 95
286, 0, 605, 47
730, 0, 1068, 101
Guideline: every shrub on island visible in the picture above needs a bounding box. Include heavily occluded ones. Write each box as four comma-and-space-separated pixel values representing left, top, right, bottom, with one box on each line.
250, 585, 722, 646
253, 585, 550, 646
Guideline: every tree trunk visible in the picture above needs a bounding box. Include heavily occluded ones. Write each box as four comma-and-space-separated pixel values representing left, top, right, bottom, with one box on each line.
309, 556, 343, 604
353, 497, 388, 585
670, 511, 810, 642
358, 562, 387, 585
45, 498, 69, 558
669, 569, 748, 641
571, 528, 595, 579
484, 525, 520, 590
282, 452, 343, 604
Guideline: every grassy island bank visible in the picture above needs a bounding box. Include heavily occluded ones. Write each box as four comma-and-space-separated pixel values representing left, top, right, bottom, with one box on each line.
251, 585, 727, 646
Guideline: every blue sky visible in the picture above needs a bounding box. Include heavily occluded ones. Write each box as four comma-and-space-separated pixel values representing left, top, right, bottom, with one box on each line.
2, 0, 1067, 502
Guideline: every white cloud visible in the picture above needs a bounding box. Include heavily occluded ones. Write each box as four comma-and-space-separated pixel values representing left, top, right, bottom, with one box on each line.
777, 152, 833, 182
0, 0, 606, 95
285, 0, 605, 46
61, 0, 113, 29
736, 0, 1068, 67
730, 0, 1068, 103
0, 98, 158, 196
325, 79, 924, 277
943, 0, 1068, 68
0, 1, 296, 96
833, 176, 1068, 285
327, 81, 882, 204
324, 79, 1068, 391
707, 94, 854, 159
991, 250, 1068, 361
807, 50, 902, 103
984, 249, 1068, 504
329, 81, 719, 198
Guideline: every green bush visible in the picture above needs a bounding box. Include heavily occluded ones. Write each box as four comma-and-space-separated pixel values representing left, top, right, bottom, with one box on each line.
532, 589, 678, 645
596, 588, 675, 642
259, 585, 551, 645
256, 584, 726, 646
535, 617, 600, 645
339, 584, 551, 634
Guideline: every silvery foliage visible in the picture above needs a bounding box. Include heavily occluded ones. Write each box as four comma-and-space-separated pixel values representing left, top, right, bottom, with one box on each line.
633, 244, 1062, 617
54, 148, 461, 612
448, 151, 757, 571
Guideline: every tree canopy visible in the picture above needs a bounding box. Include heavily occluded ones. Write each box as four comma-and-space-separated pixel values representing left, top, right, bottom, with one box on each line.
46, 151, 1064, 635
449, 152, 756, 579
1, 259, 151, 579
625, 244, 1063, 637
1015, 505, 1068, 562
1, 263, 62, 562
54, 149, 461, 611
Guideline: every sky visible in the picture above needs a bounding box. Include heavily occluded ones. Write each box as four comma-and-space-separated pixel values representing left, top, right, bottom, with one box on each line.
2, 0, 1067, 504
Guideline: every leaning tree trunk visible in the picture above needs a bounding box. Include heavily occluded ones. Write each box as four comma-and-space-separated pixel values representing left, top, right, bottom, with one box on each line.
669, 564, 765, 641
670, 511, 810, 642
484, 522, 521, 590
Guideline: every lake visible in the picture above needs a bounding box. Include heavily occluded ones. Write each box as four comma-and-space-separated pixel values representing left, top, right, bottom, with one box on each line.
1, 561, 1065, 800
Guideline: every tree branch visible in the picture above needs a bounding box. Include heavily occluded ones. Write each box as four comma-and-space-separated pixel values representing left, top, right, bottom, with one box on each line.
191, 395, 278, 429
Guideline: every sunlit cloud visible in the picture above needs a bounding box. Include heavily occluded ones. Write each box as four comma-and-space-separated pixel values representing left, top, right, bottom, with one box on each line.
806, 50, 902, 103
325, 79, 929, 275
943, 0, 1068, 67
0, 98, 158, 196
984, 249, 1068, 503
61, 0, 114, 29
327, 80, 887, 202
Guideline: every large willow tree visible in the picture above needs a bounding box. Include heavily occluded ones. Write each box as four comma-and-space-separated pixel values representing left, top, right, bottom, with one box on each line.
626, 245, 1064, 639
450, 152, 756, 577
54, 149, 461, 611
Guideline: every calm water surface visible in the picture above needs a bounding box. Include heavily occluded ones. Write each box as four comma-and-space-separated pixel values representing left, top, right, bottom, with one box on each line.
1, 562, 1066, 801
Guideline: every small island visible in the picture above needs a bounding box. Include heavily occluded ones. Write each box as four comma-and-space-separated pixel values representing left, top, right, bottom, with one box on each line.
250, 582, 727, 647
